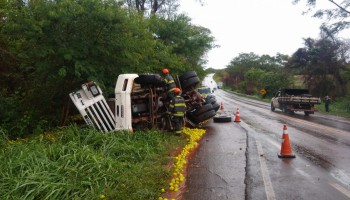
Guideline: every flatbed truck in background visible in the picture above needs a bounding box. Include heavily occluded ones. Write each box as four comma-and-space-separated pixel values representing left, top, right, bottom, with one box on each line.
271, 89, 321, 116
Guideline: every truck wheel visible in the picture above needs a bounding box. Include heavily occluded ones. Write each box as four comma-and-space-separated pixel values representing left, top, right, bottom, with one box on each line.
193, 104, 214, 116
205, 97, 216, 104
190, 110, 216, 124
135, 74, 163, 86
213, 115, 232, 123
271, 103, 275, 111
212, 102, 220, 112
181, 76, 200, 89
304, 111, 310, 116
179, 71, 197, 82
203, 97, 219, 112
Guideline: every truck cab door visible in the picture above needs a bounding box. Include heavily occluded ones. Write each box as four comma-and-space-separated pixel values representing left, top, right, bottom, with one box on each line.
115, 74, 139, 131
272, 92, 280, 108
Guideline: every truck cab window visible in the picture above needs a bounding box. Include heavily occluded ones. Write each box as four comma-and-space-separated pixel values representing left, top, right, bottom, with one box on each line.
122, 79, 128, 91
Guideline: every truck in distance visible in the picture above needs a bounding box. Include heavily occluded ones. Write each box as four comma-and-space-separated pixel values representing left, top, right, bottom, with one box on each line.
271, 89, 321, 116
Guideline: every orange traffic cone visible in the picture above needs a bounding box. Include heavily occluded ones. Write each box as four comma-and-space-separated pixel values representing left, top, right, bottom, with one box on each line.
234, 108, 241, 122
220, 102, 224, 110
278, 125, 296, 158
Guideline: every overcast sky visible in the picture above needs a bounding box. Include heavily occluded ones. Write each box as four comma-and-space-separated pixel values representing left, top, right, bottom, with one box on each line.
178, 0, 349, 69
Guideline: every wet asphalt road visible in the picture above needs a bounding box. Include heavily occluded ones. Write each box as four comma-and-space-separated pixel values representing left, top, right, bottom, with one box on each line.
183, 89, 350, 200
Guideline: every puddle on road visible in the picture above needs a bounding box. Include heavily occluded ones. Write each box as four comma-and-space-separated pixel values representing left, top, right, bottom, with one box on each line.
294, 144, 333, 171
294, 143, 350, 189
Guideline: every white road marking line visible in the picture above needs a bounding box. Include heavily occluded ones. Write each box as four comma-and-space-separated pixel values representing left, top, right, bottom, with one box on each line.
266, 137, 281, 149
256, 140, 276, 200
329, 182, 350, 198
237, 109, 350, 199
330, 169, 350, 190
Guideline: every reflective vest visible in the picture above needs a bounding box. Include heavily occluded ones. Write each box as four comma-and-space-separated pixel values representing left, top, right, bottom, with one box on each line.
163, 74, 176, 93
169, 96, 186, 117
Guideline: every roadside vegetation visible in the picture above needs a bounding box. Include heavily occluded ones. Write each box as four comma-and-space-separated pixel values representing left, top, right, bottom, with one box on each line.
315, 96, 350, 118
0, 125, 206, 199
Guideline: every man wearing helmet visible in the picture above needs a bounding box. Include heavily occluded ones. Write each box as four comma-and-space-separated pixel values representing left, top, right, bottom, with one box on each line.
161, 68, 176, 100
168, 88, 186, 135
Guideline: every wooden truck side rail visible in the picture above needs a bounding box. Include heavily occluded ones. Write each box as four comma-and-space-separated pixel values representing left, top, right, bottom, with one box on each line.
278, 96, 321, 104
271, 88, 321, 116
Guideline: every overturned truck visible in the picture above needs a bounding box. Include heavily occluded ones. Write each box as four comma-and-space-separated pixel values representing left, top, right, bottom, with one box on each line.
69, 71, 220, 132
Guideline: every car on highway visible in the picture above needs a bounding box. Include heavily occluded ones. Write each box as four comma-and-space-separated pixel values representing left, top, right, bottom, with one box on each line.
197, 87, 214, 97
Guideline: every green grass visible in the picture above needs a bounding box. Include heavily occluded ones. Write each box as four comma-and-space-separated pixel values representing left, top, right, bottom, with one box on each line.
0, 126, 187, 200
315, 96, 350, 118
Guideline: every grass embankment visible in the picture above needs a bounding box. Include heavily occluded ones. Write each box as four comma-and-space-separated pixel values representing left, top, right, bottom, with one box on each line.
0, 125, 205, 200
315, 96, 350, 118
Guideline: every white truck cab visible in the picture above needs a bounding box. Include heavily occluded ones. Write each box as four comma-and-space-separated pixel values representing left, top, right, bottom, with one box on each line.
114, 74, 139, 131
69, 82, 116, 132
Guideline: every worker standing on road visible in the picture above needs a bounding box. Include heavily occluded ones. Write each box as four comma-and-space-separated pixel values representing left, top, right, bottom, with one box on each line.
324, 95, 331, 112
169, 88, 186, 135
161, 68, 176, 100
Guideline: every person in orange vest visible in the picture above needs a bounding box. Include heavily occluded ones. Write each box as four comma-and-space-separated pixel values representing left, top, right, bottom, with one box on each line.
168, 88, 186, 135
161, 68, 176, 100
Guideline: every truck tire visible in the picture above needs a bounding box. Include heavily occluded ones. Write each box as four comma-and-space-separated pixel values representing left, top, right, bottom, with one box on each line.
135, 74, 163, 86
193, 104, 214, 116
212, 102, 220, 112
179, 71, 197, 82
213, 115, 232, 123
189, 110, 216, 124
304, 111, 310, 116
202, 97, 219, 112
205, 97, 216, 104
271, 103, 275, 111
181, 76, 200, 89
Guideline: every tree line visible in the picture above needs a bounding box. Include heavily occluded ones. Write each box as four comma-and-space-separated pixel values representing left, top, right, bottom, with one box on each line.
216, 35, 350, 98
216, 0, 350, 98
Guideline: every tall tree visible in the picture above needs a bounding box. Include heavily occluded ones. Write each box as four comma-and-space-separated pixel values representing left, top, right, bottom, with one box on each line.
123, 0, 206, 18
286, 37, 347, 96
224, 52, 289, 92
124, 0, 178, 16
293, 0, 350, 35
149, 14, 215, 77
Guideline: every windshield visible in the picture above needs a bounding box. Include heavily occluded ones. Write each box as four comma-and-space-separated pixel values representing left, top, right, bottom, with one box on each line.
197, 88, 211, 94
